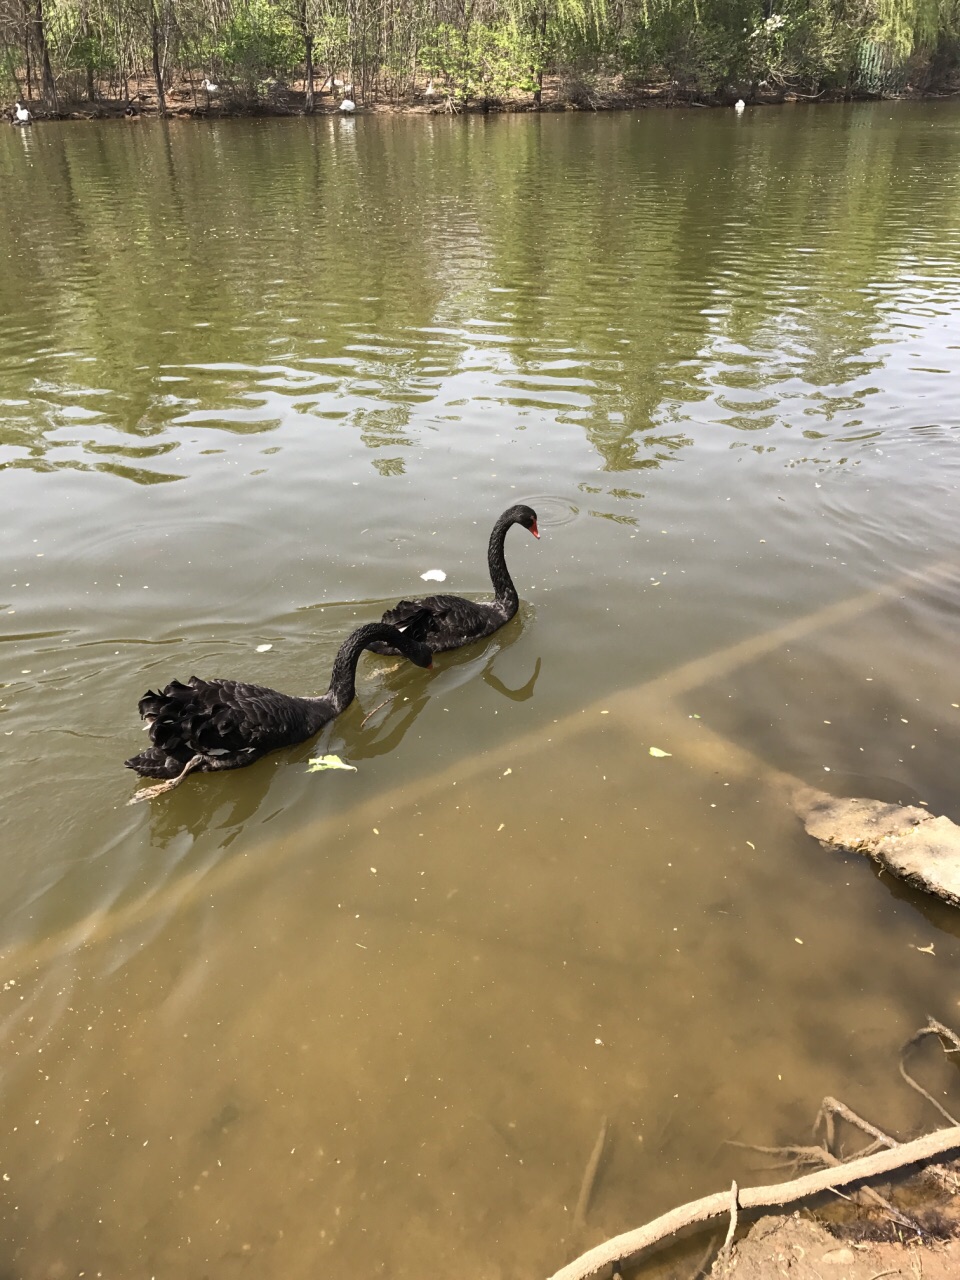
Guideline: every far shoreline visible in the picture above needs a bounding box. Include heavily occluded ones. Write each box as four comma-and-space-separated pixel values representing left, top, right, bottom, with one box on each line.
6, 79, 958, 125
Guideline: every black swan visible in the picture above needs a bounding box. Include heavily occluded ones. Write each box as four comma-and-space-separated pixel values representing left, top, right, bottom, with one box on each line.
369, 504, 540, 655
125, 613, 435, 802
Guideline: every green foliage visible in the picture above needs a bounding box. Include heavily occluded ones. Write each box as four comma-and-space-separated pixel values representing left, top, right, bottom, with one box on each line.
620, 0, 868, 93
420, 20, 540, 99
0, 42, 20, 96
2, 0, 960, 105
746, 5, 860, 90
314, 11, 350, 71
622, 0, 756, 90
214, 0, 300, 89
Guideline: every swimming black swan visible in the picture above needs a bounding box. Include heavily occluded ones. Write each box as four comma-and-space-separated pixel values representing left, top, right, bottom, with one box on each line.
125, 614, 435, 802
369, 504, 539, 656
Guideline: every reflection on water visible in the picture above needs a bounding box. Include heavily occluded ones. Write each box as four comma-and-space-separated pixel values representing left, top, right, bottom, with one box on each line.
2, 104, 960, 1278
2, 109, 959, 490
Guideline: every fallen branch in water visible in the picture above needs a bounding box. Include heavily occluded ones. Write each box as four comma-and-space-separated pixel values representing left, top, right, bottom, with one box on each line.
900, 1017, 960, 1128
572, 1117, 608, 1234
360, 697, 391, 728
545, 1124, 960, 1280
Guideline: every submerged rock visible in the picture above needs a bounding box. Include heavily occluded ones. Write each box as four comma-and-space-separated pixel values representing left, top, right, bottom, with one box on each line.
796, 787, 960, 907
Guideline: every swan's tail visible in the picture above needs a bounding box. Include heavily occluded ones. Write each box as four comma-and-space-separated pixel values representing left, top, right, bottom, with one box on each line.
133, 677, 219, 761
125, 744, 189, 779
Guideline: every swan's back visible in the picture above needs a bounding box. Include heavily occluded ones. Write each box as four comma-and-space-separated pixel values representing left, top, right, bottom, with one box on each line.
135, 676, 319, 762
378, 594, 507, 652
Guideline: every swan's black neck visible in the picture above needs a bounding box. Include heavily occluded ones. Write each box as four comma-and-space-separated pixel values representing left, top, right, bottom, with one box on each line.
487, 512, 519, 608
308, 622, 412, 725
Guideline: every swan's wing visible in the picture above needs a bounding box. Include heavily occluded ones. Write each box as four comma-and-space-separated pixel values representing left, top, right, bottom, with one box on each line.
379, 595, 502, 651
380, 598, 445, 628
124, 744, 190, 779
140, 677, 311, 756
390, 604, 446, 642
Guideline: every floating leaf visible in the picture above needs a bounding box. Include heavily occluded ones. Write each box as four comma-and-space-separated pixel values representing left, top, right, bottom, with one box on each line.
649, 747, 672, 758
420, 569, 446, 582
307, 754, 357, 773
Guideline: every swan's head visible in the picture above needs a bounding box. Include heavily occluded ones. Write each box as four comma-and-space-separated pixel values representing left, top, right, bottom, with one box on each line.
506, 503, 540, 540
409, 643, 433, 670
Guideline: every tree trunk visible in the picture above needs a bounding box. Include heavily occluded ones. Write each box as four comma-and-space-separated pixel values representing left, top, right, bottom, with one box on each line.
531, 4, 547, 107
33, 0, 56, 103
82, 9, 96, 100
151, 0, 166, 115
304, 30, 315, 112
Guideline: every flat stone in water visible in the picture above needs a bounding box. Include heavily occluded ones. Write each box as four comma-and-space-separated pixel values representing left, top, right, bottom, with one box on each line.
797, 788, 960, 908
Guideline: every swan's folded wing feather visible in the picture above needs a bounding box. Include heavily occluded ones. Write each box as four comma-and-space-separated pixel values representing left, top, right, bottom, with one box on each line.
390, 604, 444, 642
377, 594, 503, 652
144, 677, 313, 757
124, 744, 190, 778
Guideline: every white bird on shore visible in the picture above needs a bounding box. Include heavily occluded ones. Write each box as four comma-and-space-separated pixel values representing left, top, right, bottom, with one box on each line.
339, 96, 356, 113
13, 101, 31, 125
202, 78, 219, 94
734, 98, 745, 113
424, 78, 436, 98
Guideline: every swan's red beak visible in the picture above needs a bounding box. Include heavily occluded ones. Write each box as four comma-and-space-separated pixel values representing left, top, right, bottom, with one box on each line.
530, 520, 540, 540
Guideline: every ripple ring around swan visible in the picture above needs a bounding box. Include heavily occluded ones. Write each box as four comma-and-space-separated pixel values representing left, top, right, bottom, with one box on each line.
516, 494, 580, 528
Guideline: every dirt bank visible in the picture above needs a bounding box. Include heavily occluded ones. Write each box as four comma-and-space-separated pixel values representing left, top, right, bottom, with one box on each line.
6, 73, 957, 124
711, 1207, 960, 1280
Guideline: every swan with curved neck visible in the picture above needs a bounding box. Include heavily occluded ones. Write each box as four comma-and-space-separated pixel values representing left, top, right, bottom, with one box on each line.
125, 615, 434, 802
369, 504, 540, 655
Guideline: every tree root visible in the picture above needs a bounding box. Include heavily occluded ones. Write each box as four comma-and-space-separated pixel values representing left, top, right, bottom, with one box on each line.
718, 1181, 738, 1260
900, 1018, 960, 1129
729, 1134, 914, 1228
545, 1125, 960, 1280
547, 1017, 960, 1280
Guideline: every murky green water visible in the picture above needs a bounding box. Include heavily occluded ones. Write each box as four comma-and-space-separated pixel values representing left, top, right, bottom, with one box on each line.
2, 104, 960, 1278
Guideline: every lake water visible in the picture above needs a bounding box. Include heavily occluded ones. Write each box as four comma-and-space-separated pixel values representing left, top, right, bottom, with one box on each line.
1, 103, 960, 1278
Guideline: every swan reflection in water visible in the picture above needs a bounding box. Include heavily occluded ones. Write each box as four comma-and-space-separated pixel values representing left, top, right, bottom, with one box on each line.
354, 610, 541, 760
139, 607, 540, 858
